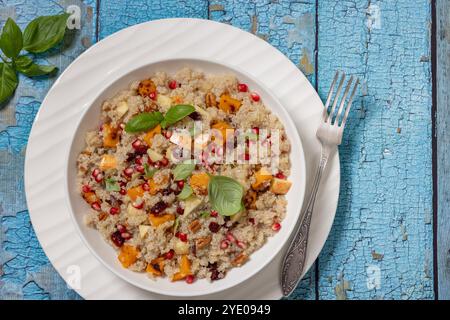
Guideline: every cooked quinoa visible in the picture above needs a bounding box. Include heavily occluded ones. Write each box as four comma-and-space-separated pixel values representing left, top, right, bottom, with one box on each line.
77, 68, 292, 283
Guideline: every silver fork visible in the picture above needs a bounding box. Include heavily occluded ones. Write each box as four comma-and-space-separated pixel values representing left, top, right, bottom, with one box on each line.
281, 71, 359, 297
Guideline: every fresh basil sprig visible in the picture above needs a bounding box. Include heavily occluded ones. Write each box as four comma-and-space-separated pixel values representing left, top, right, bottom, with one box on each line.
125, 111, 164, 133
160, 104, 195, 129
0, 13, 69, 104
172, 162, 196, 181
208, 175, 244, 216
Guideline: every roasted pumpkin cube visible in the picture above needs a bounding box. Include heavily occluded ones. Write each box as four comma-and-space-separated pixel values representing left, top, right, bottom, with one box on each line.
143, 124, 161, 146
270, 178, 292, 195
83, 192, 99, 205
146, 256, 165, 276
190, 172, 210, 195
118, 245, 139, 268
149, 213, 175, 227
103, 123, 120, 148
171, 255, 192, 281
127, 185, 145, 201
219, 94, 242, 113
251, 167, 273, 190
137, 79, 156, 97
211, 121, 233, 144
99, 154, 117, 170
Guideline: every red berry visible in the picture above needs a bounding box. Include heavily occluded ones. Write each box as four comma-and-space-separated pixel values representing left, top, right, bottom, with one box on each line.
111, 231, 124, 247
91, 202, 101, 211
226, 232, 236, 242
159, 158, 169, 167
142, 182, 150, 191
135, 164, 145, 173
250, 92, 260, 102
132, 139, 142, 150
220, 240, 229, 249
165, 249, 175, 260
94, 173, 103, 183
252, 127, 260, 135
164, 130, 172, 139
177, 180, 185, 189
238, 83, 248, 92
178, 232, 188, 242
123, 167, 133, 177
149, 92, 157, 100
168, 80, 177, 89
92, 168, 100, 177
119, 188, 127, 195
132, 200, 144, 209
275, 172, 286, 179
210, 210, 218, 217
82, 185, 91, 193
135, 156, 143, 165
185, 275, 195, 284
109, 207, 120, 215
209, 222, 220, 233
176, 206, 184, 215
117, 224, 127, 233
272, 222, 281, 232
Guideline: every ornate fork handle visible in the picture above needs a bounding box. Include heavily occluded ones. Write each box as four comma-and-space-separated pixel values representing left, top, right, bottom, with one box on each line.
281, 148, 330, 296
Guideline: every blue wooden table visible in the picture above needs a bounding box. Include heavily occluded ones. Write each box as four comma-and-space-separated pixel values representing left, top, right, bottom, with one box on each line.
0, 0, 447, 300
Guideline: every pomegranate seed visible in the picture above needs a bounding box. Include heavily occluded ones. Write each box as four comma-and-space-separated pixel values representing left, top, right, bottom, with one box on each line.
176, 206, 184, 215
149, 92, 157, 100
119, 188, 127, 195
226, 233, 236, 243
272, 222, 281, 232
135, 156, 143, 165
111, 231, 124, 247
142, 182, 150, 191
159, 158, 169, 167
82, 185, 91, 193
153, 162, 161, 169
123, 167, 133, 177
135, 164, 145, 173
121, 232, 132, 240
178, 232, 188, 242
275, 172, 286, 179
132, 139, 142, 149
168, 80, 177, 89
132, 200, 144, 209
185, 275, 195, 284
91, 202, 101, 211
177, 180, 185, 189
209, 222, 220, 233
117, 224, 127, 233
238, 83, 248, 92
249, 218, 255, 225
164, 130, 172, 139
220, 240, 229, 249
250, 92, 260, 102
210, 210, 218, 217
92, 168, 100, 177
109, 207, 120, 215
94, 173, 103, 183
134, 145, 148, 155
244, 153, 250, 161
119, 181, 127, 187
236, 240, 247, 249
252, 127, 260, 135
165, 249, 175, 260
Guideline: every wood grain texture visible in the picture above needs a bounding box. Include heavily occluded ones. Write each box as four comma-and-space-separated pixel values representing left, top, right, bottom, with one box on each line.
316, 0, 434, 299
0, 0, 96, 300
437, 0, 450, 300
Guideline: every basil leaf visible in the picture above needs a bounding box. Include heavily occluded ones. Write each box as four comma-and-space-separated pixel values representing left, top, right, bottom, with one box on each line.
0, 18, 23, 58
0, 62, 18, 104
105, 178, 120, 192
208, 175, 244, 216
144, 163, 157, 178
172, 162, 195, 181
125, 111, 163, 133
178, 185, 193, 200
23, 13, 70, 53
14, 55, 56, 77
161, 104, 195, 128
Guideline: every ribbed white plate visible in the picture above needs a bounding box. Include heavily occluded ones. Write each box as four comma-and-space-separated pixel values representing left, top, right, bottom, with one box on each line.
24, 18, 339, 300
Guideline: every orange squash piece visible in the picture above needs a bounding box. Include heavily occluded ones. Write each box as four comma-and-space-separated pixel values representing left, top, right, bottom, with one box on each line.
103, 123, 120, 148
99, 154, 117, 170
137, 79, 156, 97
211, 121, 233, 144
83, 192, 99, 205
118, 245, 139, 268
219, 94, 242, 113
190, 172, 210, 195
172, 255, 192, 281
143, 124, 161, 146
146, 256, 165, 276
251, 168, 273, 190
127, 185, 145, 201
149, 213, 175, 227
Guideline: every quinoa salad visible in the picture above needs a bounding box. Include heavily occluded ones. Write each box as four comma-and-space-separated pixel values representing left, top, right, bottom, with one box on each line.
77, 68, 292, 283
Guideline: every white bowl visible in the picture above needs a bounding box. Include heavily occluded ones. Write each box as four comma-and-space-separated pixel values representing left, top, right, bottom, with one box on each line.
65, 58, 306, 297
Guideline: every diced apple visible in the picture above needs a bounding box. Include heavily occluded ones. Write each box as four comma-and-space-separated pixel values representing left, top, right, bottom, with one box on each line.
157, 94, 172, 109
116, 101, 129, 118
147, 148, 164, 162
270, 178, 292, 195
139, 225, 151, 239
183, 195, 203, 216
174, 239, 190, 255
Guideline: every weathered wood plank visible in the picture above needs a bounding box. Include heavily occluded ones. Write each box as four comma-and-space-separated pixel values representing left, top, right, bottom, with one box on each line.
317, 0, 434, 299
0, 0, 96, 300
437, 0, 450, 300
208, 0, 317, 300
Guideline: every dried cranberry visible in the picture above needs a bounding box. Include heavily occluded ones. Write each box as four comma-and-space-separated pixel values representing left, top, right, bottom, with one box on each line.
134, 145, 148, 155
176, 206, 184, 215
151, 201, 168, 215
209, 222, 220, 233
126, 152, 137, 162
161, 188, 173, 196
189, 111, 201, 121
210, 269, 223, 281
165, 249, 175, 260
111, 231, 124, 247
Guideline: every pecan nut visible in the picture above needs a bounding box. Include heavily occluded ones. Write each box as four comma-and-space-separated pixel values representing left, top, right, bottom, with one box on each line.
188, 219, 202, 233
205, 92, 217, 107
195, 235, 212, 249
